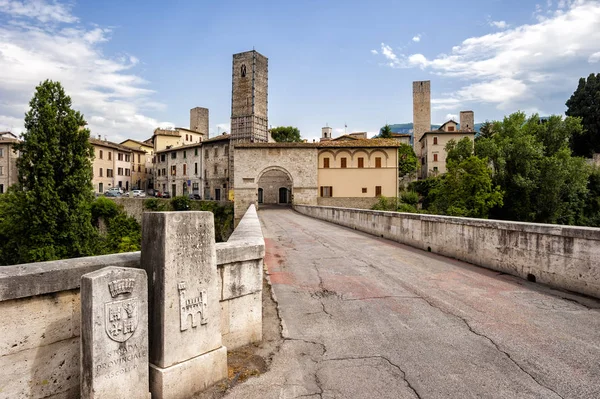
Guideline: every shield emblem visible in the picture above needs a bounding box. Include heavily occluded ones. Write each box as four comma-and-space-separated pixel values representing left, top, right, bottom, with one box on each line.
105, 298, 138, 342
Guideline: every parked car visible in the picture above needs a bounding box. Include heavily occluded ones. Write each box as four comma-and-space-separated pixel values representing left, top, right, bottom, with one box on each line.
162, 191, 171, 199
132, 190, 146, 197
104, 190, 121, 197
188, 193, 201, 200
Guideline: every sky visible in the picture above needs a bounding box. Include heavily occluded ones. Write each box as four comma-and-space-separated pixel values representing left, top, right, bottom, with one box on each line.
0, 0, 599, 143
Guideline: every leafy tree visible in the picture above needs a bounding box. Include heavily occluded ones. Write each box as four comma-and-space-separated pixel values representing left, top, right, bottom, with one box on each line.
398, 143, 418, 177
478, 121, 495, 139
475, 112, 590, 224
430, 156, 504, 218
583, 167, 600, 227
380, 124, 393, 138
269, 126, 302, 142
445, 137, 473, 165
0, 80, 97, 265
566, 73, 600, 157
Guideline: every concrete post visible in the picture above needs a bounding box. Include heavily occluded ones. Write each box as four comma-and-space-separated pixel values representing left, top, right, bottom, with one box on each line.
141, 211, 227, 399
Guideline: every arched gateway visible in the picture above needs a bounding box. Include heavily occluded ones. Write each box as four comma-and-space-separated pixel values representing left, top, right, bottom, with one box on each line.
257, 167, 293, 205
233, 144, 319, 222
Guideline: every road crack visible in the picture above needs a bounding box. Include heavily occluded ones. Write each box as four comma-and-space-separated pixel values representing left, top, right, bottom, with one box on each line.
415, 295, 565, 399
322, 355, 421, 399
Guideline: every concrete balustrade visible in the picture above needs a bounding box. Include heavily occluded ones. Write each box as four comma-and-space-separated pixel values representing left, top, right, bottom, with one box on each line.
295, 205, 600, 299
0, 205, 264, 399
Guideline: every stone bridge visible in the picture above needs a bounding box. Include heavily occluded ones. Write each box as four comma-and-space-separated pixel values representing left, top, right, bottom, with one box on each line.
1, 205, 599, 398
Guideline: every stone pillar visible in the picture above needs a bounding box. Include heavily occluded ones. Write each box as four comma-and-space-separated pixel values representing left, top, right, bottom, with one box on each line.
412, 80, 431, 156
81, 266, 150, 399
141, 211, 227, 399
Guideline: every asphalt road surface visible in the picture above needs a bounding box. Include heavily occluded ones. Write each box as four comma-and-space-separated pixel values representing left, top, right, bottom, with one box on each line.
225, 207, 600, 399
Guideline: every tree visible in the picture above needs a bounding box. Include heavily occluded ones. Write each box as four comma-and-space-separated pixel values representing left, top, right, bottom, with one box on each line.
566, 73, 600, 157
398, 143, 418, 177
380, 124, 393, 138
478, 121, 495, 139
0, 80, 97, 265
475, 111, 590, 224
269, 126, 302, 142
430, 156, 503, 218
445, 137, 473, 165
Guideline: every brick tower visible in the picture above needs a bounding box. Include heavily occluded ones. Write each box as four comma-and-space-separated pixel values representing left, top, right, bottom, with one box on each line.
229, 50, 268, 202
412, 81, 431, 156
230, 50, 269, 143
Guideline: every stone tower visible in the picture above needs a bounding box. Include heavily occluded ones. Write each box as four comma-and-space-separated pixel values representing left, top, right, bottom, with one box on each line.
412, 81, 431, 156
460, 111, 474, 132
321, 126, 332, 141
190, 107, 209, 139
230, 50, 269, 143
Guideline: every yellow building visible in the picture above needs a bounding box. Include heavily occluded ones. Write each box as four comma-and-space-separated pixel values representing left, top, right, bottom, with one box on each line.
318, 139, 399, 205
418, 120, 475, 179
121, 139, 154, 191
89, 137, 134, 193
0, 132, 19, 194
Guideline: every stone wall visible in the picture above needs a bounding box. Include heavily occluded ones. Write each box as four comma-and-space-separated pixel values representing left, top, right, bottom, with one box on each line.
233, 146, 318, 222
0, 205, 264, 399
295, 205, 600, 299
317, 197, 379, 209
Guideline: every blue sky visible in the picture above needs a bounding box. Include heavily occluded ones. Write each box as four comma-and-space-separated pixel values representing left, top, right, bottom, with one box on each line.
0, 0, 599, 142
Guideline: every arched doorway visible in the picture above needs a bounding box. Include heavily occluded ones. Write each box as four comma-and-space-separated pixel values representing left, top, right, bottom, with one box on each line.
257, 168, 292, 206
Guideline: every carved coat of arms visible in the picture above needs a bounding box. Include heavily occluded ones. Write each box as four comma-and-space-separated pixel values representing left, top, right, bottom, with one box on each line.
105, 278, 138, 342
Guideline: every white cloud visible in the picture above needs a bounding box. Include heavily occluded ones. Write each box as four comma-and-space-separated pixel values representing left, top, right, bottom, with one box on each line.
370, 49, 378, 55
0, 0, 77, 23
490, 20, 509, 29
445, 113, 458, 121
412, 34, 421, 42
213, 123, 230, 135
589, 51, 600, 63
375, 0, 600, 111
0, 0, 173, 142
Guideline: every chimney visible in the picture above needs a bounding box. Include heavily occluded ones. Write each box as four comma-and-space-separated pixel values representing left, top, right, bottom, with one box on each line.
104, 135, 107, 142
97, 134, 101, 140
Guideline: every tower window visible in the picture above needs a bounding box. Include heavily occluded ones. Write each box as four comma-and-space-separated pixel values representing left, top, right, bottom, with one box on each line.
241, 64, 247, 77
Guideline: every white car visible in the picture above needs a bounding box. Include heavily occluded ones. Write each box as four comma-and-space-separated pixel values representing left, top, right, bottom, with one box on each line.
132, 190, 146, 197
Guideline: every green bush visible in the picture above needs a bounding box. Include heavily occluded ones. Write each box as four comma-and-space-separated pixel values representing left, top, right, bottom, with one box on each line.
371, 196, 398, 211
91, 197, 120, 223
397, 203, 418, 213
143, 198, 166, 211
400, 191, 419, 206
171, 196, 191, 211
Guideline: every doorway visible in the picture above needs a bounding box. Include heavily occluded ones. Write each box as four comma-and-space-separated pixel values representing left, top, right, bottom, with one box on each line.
215, 188, 221, 201
258, 188, 263, 204
278, 187, 289, 204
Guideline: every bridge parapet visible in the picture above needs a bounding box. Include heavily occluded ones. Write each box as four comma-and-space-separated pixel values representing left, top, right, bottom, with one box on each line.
0, 205, 264, 399
294, 205, 600, 299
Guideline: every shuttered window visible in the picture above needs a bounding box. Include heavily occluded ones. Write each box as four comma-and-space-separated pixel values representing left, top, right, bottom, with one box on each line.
375, 186, 382, 196
341, 158, 347, 168
375, 157, 382, 168
358, 157, 364, 168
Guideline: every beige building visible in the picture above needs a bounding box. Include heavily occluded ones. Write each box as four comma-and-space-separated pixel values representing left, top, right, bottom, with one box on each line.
203, 134, 230, 201
154, 143, 203, 197
390, 132, 411, 146
90, 137, 134, 193
232, 139, 401, 221
318, 140, 399, 203
418, 119, 475, 179
121, 139, 154, 191
0, 132, 19, 194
